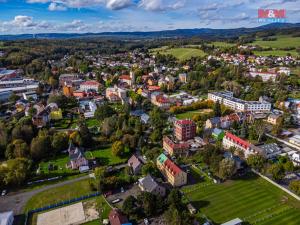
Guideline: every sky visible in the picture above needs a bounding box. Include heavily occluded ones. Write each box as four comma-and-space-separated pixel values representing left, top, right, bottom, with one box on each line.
0, 0, 299, 34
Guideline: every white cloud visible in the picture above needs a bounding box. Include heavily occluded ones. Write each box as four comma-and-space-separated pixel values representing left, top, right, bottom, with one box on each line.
7, 15, 37, 27
138, 0, 186, 11
27, 0, 133, 10
106, 0, 132, 10
48, 2, 67, 11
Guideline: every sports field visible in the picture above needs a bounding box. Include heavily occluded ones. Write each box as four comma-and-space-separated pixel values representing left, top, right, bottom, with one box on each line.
152, 47, 206, 61
175, 109, 213, 120
183, 172, 300, 225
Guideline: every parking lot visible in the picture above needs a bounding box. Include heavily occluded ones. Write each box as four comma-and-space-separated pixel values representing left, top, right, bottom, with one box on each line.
106, 184, 141, 208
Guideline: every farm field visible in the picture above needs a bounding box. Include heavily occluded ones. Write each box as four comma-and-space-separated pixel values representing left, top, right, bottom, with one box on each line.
151, 47, 206, 61
252, 35, 300, 49
85, 147, 129, 166
209, 41, 236, 48
175, 109, 213, 120
250, 35, 300, 57
182, 172, 300, 225
253, 50, 298, 57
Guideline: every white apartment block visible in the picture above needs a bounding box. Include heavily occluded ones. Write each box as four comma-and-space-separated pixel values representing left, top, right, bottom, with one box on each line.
208, 91, 271, 112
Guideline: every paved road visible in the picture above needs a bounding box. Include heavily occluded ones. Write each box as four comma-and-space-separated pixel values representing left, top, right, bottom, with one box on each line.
0, 175, 90, 215
266, 133, 300, 151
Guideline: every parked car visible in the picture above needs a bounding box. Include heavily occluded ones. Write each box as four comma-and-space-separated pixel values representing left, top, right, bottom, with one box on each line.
111, 198, 121, 204
144, 218, 149, 225
1, 190, 7, 196
120, 187, 125, 193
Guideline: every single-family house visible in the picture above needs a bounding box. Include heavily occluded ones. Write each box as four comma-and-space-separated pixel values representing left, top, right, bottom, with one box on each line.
267, 114, 282, 125
138, 175, 166, 196
212, 128, 225, 141
205, 117, 220, 129
128, 154, 143, 175
109, 209, 129, 225
67, 143, 89, 170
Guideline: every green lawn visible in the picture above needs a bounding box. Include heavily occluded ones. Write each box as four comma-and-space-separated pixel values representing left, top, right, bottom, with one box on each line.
152, 47, 206, 61
85, 147, 129, 166
252, 35, 300, 49
183, 172, 300, 225
175, 109, 213, 120
39, 154, 76, 176
86, 118, 100, 127
24, 179, 95, 212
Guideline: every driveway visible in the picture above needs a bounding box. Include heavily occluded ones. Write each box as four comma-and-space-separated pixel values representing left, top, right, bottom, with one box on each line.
0, 175, 90, 215
106, 184, 141, 208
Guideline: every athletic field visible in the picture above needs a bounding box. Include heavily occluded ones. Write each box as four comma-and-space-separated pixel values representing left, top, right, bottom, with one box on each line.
183, 172, 300, 225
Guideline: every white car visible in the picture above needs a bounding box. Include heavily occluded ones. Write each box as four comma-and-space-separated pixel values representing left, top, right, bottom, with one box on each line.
1, 190, 7, 196
144, 218, 149, 225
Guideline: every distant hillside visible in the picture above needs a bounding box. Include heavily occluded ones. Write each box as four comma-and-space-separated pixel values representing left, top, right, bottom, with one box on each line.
0, 23, 299, 40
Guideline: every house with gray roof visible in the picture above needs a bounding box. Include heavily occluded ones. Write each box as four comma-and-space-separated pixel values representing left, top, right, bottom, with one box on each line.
138, 175, 166, 197
128, 154, 143, 175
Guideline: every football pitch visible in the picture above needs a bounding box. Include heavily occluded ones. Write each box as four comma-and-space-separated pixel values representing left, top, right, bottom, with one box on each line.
182, 172, 300, 225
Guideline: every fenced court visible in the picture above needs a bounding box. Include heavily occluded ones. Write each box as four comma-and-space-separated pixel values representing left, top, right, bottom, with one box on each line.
37, 202, 85, 225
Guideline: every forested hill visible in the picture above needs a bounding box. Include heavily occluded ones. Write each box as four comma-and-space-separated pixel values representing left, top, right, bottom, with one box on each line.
0, 22, 299, 40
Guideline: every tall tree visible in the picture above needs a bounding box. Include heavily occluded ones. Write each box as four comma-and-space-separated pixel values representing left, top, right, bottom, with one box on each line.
218, 158, 236, 180
213, 100, 221, 117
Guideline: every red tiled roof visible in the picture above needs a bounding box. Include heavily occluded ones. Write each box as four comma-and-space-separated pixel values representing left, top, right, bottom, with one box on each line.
156, 95, 169, 104
164, 159, 182, 176
109, 209, 128, 225
225, 132, 250, 149
81, 81, 100, 86
148, 86, 160, 91
119, 75, 131, 80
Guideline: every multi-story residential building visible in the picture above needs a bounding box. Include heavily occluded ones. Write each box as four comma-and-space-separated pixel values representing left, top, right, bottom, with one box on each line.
222, 132, 259, 158
174, 119, 196, 141
151, 92, 170, 109
59, 73, 81, 86
105, 86, 127, 103
79, 80, 100, 92
208, 91, 271, 112
163, 136, 190, 156
248, 71, 277, 82
157, 153, 187, 187
248, 67, 290, 82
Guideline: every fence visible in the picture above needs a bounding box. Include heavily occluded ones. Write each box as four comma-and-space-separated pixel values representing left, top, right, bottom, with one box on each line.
24, 192, 101, 225
252, 169, 300, 201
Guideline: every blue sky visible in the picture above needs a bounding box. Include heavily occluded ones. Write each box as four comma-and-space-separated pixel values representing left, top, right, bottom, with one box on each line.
0, 0, 299, 34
